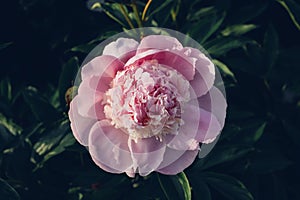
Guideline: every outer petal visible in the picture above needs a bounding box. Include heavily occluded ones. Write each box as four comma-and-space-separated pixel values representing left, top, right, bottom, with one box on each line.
126, 49, 196, 80
81, 55, 124, 81
128, 137, 166, 176
76, 76, 106, 119
157, 148, 199, 175
196, 86, 227, 143
198, 86, 227, 128
137, 35, 183, 53
69, 96, 97, 146
103, 38, 139, 63
195, 108, 222, 143
88, 120, 133, 172
185, 47, 215, 97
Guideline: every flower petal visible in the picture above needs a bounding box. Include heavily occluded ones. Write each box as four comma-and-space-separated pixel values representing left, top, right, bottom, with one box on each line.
103, 38, 139, 62
69, 96, 97, 146
198, 86, 227, 128
88, 120, 133, 172
186, 47, 215, 97
137, 35, 183, 53
76, 76, 106, 119
157, 148, 198, 175
128, 137, 166, 176
167, 100, 200, 151
196, 108, 222, 143
126, 49, 196, 80
81, 55, 124, 81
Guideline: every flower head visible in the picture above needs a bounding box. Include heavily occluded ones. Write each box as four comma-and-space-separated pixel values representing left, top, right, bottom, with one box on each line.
69, 30, 227, 177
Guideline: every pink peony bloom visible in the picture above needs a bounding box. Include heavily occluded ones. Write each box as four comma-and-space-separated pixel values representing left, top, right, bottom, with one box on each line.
69, 34, 227, 177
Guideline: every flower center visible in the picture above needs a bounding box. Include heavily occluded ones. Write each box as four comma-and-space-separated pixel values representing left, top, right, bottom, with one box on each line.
103, 60, 191, 140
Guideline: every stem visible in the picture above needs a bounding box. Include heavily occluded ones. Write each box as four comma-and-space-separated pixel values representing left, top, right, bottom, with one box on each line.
118, 4, 135, 29
131, 1, 143, 28
157, 174, 170, 200
142, 0, 152, 21
277, 0, 300, 31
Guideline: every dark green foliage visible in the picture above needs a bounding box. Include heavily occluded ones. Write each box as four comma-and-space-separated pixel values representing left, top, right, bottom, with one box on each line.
1, 0, 300, 199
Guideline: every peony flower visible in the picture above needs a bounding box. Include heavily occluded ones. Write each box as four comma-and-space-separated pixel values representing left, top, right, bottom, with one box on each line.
69, 34, 227, 177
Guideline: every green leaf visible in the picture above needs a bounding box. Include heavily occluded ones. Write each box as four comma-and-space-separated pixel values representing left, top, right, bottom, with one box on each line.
188, 6, 215, 21
212, 59, 236, 81
69, 31, 118, 54
31, 120, 74, 168
277, 0, 300, 31
205, 37, 254, 56
42, 132, 76, 163
0, 113, 22, 136
88, 2, 127, 27
238, 120, 267, 144
190, 179, 211, 200
58, 57, 79, 106
70, 43, 96, 54
221, 24, 258, 36
0, 42, 13, 51
188, 10, 226, 43
195, 145, 254, 170
227, 2, 268, 24
22, 86, 60, 122
201, 172, 254, 200
249, 149, 292, 173
146, 0, 173, 20
252, 122, 266, 142
158, 172, 192, 200
264, 24, 279, 72
282, 120, 300, 146
0, 124, 15, 151
0, 178, 20, 200
0, 78, 12, 102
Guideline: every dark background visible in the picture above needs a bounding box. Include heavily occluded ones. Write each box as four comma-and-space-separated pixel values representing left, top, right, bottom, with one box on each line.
1, 0, 300, 199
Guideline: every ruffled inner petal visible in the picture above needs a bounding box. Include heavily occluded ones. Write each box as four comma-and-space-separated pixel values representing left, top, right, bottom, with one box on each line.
126, 49, 196, 80
167, 99, 200, 150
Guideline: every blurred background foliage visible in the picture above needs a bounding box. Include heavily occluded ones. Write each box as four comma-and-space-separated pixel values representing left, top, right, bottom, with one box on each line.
1, 0, 300, 199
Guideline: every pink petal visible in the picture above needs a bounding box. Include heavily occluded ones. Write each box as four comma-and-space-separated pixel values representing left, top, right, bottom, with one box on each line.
81, 55, 124, 81
137, 35, 183, 53
126, 49, 196, 80
103, 38, 139, 63
157, 148, 198, 175
76, 76, 106, 119
186, 47, 215, 97
195, 108, 222, 143
198, 86, 227, 128
167, 100, 200, 151
88, 120, 133, 172
68, 96, 97, 146
128, 137, 166, 176
90, 155, 123, 174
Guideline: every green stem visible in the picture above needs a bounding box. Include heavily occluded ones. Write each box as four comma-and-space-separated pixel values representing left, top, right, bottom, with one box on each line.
118, 4, 135, 29
157, 174, 170, 200
277, 0, 300, 31
131, 1, 143, 28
